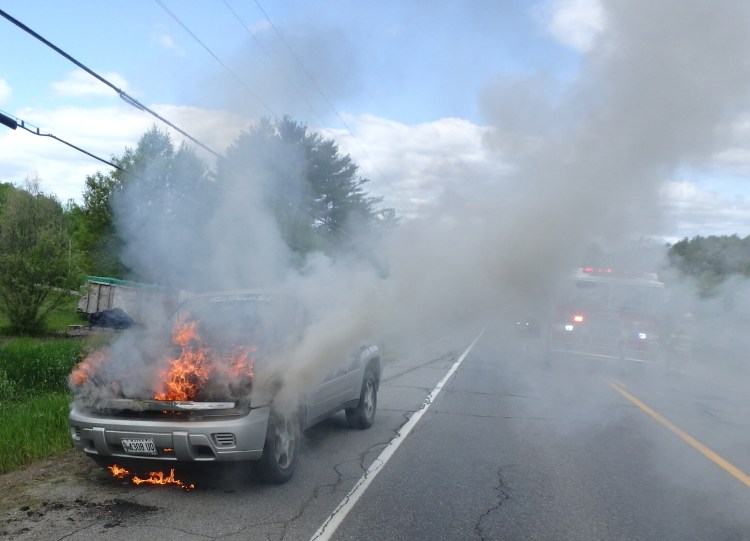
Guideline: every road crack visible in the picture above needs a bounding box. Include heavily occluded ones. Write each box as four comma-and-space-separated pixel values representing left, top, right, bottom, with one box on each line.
474, 466, 509, 541
381, 353, 456, 382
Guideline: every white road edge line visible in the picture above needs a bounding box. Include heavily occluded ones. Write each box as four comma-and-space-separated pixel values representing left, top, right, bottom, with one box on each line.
309, 327, 486, 541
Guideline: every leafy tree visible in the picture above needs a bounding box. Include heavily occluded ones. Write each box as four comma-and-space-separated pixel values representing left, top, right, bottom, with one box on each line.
115, 127, 211, 211
112, 127, 212, 287
668, 235, 750, 295
219, 116, 392, 257
0, 182, 15, 206
0, 178, 80, 334
72, 126, 211, 282
69, 171, 125, 277
72, 121, 392, 291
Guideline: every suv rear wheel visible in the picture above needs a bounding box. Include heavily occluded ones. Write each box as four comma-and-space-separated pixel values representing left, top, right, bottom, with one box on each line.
346, 369, 377, 429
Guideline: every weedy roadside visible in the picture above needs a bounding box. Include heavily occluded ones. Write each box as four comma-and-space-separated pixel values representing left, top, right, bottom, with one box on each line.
0, 338, 91, 474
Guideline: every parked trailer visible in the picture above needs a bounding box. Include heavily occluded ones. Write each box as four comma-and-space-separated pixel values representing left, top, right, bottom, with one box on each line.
77, 276, 180, 325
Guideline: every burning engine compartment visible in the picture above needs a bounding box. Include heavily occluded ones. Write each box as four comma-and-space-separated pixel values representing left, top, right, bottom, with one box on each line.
68, 293, 286, 415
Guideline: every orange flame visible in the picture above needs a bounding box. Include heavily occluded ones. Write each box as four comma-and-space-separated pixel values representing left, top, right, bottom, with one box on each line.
155, 315, 211, 401
70, 314, 256, 402
154, 316, 255, 401
227, 346, 256, 379
172, 317, 199, 347
107, 464, 194, 491
108, 464, 130, 478
133, 469, 195, 491
69, 349, 109, 386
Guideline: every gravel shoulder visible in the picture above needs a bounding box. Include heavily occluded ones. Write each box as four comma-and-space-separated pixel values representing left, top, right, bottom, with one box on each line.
0, 450, 156, 541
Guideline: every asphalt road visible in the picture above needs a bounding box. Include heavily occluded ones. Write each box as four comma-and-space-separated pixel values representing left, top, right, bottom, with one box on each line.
328, 334, 750, 541
4, 325, 750, 540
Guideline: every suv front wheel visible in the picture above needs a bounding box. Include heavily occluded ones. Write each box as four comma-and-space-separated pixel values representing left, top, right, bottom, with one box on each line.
255, 411, 300, 484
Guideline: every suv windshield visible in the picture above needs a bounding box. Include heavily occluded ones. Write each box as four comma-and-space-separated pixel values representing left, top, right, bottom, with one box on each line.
175, 293, 271, 346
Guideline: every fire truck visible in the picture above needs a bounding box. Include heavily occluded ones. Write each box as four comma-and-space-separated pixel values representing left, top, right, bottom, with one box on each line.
546, 267, 666, 363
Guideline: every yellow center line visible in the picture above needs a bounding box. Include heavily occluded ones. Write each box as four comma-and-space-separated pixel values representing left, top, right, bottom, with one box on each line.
605, 378, 750, 490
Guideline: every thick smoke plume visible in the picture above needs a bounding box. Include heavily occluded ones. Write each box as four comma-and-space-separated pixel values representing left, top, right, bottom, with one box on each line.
71, 0, 750, 411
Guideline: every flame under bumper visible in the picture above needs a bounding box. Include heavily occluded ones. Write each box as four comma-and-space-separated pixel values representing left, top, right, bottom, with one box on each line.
69, 403, 271, 463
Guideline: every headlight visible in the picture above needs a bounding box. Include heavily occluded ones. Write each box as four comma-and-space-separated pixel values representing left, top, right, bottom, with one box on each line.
638, 332, 647, 340
564, 324, 574, 332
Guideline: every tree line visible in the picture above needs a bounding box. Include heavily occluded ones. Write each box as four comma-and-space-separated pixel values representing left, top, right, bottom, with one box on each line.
0, 116, 395, 334
667, 235, 750, 294
3, 113, 748, 333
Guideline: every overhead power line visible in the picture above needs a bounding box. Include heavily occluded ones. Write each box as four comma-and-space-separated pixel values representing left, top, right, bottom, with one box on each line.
154, 0, 276, 118
1, 6, 356, 238
0, 7, 221, 159
221, 0, 328, 125
251, 0, 389, 185
0, 109, 142, 180
155, 1, 357, 239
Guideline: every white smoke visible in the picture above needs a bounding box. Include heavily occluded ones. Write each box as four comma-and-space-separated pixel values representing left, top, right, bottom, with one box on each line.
72, 0, 750, 412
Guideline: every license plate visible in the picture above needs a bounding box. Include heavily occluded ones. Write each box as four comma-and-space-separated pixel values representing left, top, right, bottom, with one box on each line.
121, 437, 157, 455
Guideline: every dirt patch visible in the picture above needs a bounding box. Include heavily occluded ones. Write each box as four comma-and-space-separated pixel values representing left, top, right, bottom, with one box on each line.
0, 450, 161, 541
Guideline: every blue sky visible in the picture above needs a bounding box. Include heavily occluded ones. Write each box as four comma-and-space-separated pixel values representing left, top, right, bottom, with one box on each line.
1, 0, 750, 241
1, 0, 572, 123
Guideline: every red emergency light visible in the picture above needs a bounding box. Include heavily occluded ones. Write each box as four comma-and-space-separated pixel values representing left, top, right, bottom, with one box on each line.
582, 267, 612, 274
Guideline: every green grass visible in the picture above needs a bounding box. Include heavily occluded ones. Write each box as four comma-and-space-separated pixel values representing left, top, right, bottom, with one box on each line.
0, 288, 108, 474
0, 337, 93, 474
45, 295, 89, 331
0, 392, 72, 474
0, 338, 86, 397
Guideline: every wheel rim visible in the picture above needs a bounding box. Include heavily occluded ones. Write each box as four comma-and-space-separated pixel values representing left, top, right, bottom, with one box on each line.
274, 419, 295, 469
363, 380, 375, 419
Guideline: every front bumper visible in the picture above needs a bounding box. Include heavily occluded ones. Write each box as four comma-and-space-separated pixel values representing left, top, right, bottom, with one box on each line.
69, 403, 271, 463
548, 326, 660, 363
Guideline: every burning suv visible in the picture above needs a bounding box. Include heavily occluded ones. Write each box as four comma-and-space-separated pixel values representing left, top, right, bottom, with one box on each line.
68, 291, 381, 484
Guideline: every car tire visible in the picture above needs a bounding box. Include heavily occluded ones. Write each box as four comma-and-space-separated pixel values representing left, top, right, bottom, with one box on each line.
255, 410, 300, 484
345, 369, 377, 429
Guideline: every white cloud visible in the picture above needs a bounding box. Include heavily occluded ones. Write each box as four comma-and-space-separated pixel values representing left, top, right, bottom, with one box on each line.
51, 69, 131, 98
152, 29, 186, 57
323, 114, 509, 217
660, 181, 750, 239
148, 104, 251, 159
536, 0, 606, 52
1, 108, 509, 218
3, 101, 750, 240
0, 103, 247, 203
328, 115, 750, 239
0, 78, 11, 104
0, 105, 147, 201
249, 19, 271, 35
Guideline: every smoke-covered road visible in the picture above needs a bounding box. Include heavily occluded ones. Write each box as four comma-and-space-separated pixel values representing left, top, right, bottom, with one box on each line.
325, 333, 750, 540
4, 326, 750, 540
